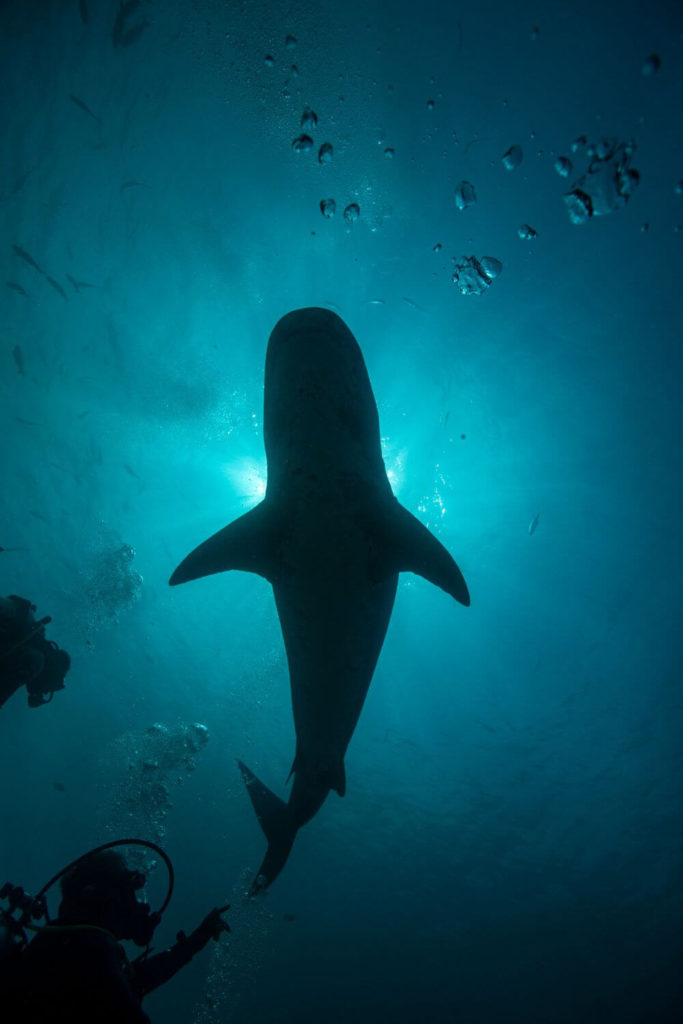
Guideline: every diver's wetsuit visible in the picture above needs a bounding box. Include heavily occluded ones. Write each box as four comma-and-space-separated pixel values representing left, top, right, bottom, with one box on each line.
3, 918, 217, 1023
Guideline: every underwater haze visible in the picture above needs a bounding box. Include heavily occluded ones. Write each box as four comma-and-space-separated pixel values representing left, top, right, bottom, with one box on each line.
1, 0, 682, 1021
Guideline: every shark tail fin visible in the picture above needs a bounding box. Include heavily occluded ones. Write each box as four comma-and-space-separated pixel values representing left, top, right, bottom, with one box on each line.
169, 502, 279, 586
375, 500, 470, 606
237, 760, 297, 893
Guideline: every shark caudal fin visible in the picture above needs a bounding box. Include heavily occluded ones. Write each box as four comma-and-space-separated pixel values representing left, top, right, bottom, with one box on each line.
237, 760, 297, 893
169, 502, 281, 586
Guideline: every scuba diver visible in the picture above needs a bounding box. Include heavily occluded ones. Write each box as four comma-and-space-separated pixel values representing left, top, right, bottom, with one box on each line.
0, 595, 71, 709
0, 840, 230, 1023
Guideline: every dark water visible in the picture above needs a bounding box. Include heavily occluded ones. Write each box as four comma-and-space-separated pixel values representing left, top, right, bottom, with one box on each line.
1, 1, 682, 1021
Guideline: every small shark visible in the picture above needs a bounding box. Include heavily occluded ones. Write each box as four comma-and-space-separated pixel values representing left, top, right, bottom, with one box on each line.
170, 308, 469, 891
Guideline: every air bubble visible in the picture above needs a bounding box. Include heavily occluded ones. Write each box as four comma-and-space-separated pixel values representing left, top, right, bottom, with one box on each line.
452, 255, 502, 295
292, 134, 314, 153
641, 53, 661, 76
502, 145, 523, 170
301, 106, 318, 129
454, 180, 477, 211
555, 156, 572, 177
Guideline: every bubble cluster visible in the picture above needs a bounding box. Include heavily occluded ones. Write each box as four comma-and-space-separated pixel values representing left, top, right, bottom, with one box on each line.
452, 255, 503, 295
563, 138, 639, 224
78, 529, 143, 636
101, 722, 210, 850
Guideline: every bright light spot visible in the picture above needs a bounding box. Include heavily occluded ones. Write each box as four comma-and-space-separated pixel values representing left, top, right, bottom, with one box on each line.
222, 457, 267, 506
381, 437, 407, 495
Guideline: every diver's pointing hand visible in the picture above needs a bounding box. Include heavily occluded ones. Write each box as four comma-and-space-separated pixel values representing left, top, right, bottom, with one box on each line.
203, 904, 231, 939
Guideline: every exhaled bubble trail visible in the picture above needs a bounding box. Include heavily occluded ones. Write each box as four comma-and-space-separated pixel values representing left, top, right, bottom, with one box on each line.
192, 872, 272, 1024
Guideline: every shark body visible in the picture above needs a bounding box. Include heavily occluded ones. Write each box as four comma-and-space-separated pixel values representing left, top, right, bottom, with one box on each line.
170, 307, 469, 890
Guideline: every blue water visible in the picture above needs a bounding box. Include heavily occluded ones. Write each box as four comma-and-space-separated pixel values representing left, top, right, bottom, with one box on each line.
1, 1, 682, 1021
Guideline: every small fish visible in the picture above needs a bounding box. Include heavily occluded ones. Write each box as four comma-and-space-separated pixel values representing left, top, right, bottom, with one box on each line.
283, 913, 296, 922
45, 276, 69, 300
402, 296, 428, 312
53, 781, 66, 792
119, 20, 150, 47
12, 168, 35, 196
12, 245, 44, 276
112, 0, 147, 47
528, 513, 540, 536
66, 273, 96, 292
0, 546, 28, 553
123, 463, 140, 479
7, 281, 28, 297
78, 0, 88, 24
120, 180, 148, 192
14, 417, 40, 426
12, 345, 25, 375
69, 94, 101, 125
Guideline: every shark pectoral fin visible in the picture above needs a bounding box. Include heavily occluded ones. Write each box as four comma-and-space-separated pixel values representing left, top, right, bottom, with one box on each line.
330, 761, 346, 798
377, 501, 470, 606
169, 501, 279, 586
238, 760, 297, 893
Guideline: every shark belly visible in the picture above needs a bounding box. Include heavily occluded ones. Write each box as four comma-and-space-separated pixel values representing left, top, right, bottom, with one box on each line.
272, 493, 398, 803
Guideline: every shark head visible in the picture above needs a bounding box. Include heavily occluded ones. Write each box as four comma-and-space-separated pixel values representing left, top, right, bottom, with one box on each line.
264, 307, 385, 489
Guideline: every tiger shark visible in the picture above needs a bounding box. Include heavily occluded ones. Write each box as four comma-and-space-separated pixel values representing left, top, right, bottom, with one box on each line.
170, 307, 469, 891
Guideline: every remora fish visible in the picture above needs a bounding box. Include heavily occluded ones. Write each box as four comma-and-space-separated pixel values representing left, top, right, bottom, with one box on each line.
112, 0, 149, 47
170, 307, 470, 891
69, 94, 101, 125
12, 245, 44, 276
66, 273, 96, 292
12, 345, 25, 375
45, 275, 69, 301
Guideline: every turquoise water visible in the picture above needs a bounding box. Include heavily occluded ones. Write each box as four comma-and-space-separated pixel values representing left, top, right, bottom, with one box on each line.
1, 1, 682, 1021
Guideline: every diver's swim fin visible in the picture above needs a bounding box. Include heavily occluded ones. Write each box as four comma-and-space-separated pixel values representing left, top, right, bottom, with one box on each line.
237, 760, 297, 893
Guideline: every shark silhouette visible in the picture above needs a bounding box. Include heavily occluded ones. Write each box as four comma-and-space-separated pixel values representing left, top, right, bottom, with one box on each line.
170, 307, 469, 891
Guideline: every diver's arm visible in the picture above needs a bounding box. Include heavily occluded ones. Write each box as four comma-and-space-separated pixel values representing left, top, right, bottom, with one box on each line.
132, 906, 229, 996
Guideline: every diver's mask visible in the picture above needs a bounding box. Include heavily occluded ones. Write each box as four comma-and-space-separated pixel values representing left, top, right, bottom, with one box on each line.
110, 869, 161, 947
